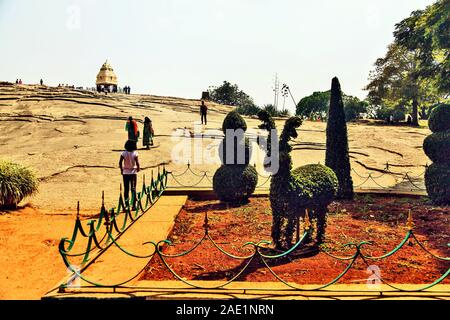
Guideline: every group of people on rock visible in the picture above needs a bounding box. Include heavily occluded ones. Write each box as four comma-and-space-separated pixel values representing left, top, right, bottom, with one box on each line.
15, 79, 23, 84
119, 99, 208, 207
125, 116, 154, 149
58, 84, 75, 89
123, 86, 131, 94
120, 116, 154, 207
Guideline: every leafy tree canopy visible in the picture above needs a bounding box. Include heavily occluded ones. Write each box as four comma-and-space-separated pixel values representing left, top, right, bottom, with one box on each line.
394, 0, 449, 94
365, 0, 449, 126
208, 81, 255, 107
296, 91, 367, 122
209, 81, 289, 117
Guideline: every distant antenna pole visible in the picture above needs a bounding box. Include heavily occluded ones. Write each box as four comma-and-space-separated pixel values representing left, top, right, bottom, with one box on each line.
273, 73, 280, 110
281, 84, 288, 112
282, 84, 297, 111
282, 84, 297, 106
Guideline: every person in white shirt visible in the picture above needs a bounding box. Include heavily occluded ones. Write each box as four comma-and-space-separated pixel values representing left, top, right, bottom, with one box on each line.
119, 140, 140, 208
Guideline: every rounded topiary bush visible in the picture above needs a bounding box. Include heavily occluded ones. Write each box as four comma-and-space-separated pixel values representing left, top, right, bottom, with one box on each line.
428, 104, 450, 133
213, 165, 258, 202
218, 137, 252, 165
290, 164, 339, 207
270, 164, 338, 209
0, 160, 39, 208
425, 163, 450, 205
423, 132, 450, 164
222, 111, 247, 133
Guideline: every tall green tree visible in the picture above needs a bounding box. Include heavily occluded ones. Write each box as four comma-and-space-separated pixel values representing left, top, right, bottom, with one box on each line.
325, 77, 353, 199
296, 91, 330, 118
365, 43, 441, 126
366, 0, 448, 126
394, 0, 449, 95
297, 91, 367, 121
208, 81, 255, 107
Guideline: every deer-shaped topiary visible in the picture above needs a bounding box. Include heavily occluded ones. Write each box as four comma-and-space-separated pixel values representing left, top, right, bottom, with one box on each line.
258, 115, 339, 249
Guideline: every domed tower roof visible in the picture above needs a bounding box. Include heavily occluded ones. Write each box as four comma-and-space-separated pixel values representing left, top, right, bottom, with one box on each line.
96, 60, 118, 86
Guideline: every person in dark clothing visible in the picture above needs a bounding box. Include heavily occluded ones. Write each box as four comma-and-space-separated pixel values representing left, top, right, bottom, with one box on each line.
40, 79, 43, 85
406, 115, 412, 125
143, 117, 154, 149
200, 100, 208, 125
125, 116, 140, 142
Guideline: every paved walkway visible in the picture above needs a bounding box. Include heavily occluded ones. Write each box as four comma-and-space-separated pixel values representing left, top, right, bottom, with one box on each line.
48, 195, 187, 290
45, 281, 450, 300
164, 188, 427, 197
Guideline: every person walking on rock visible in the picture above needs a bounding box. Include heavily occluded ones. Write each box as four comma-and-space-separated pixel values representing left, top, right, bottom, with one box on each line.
200, 100, 208, 125
119, 140, 140, 209
143, 117, 154, 149
125, 116, 140, 142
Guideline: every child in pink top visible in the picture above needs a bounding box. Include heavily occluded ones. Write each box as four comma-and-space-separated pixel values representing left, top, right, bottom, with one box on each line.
119, 140, 140, 208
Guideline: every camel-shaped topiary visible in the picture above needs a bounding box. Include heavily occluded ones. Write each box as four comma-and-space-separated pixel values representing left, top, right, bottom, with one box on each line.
259, 115, 339, 249
257, 110, 277, 170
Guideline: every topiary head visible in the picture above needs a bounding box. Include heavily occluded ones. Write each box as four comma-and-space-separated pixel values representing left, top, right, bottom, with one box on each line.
222, 111, 247, 133
257, 110, 276, 131
282, 117, 302, 140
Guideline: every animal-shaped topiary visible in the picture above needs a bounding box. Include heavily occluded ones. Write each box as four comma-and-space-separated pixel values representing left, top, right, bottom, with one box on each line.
257, 110, 277, 170
259, 116, 338, 249
213, 111, 258, 203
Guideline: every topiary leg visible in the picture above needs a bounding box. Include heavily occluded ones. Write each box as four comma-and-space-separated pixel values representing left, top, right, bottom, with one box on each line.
316, 207, 328, 244
271, 211, 283, 249
285, 215, 296, 249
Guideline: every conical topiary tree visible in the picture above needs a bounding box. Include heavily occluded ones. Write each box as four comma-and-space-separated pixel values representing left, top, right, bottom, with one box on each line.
213, 111, 257, 203
424, 104, 450, 205
325, 77, 354, 199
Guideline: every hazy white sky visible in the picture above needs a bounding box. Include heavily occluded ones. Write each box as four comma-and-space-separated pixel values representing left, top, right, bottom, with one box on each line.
0, 0, 435, 112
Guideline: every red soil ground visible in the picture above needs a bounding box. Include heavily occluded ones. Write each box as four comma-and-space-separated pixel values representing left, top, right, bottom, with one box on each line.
141, 195, 449, 285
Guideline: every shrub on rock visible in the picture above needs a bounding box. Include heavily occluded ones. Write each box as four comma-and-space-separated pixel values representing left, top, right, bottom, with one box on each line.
0, 160, 39, 208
